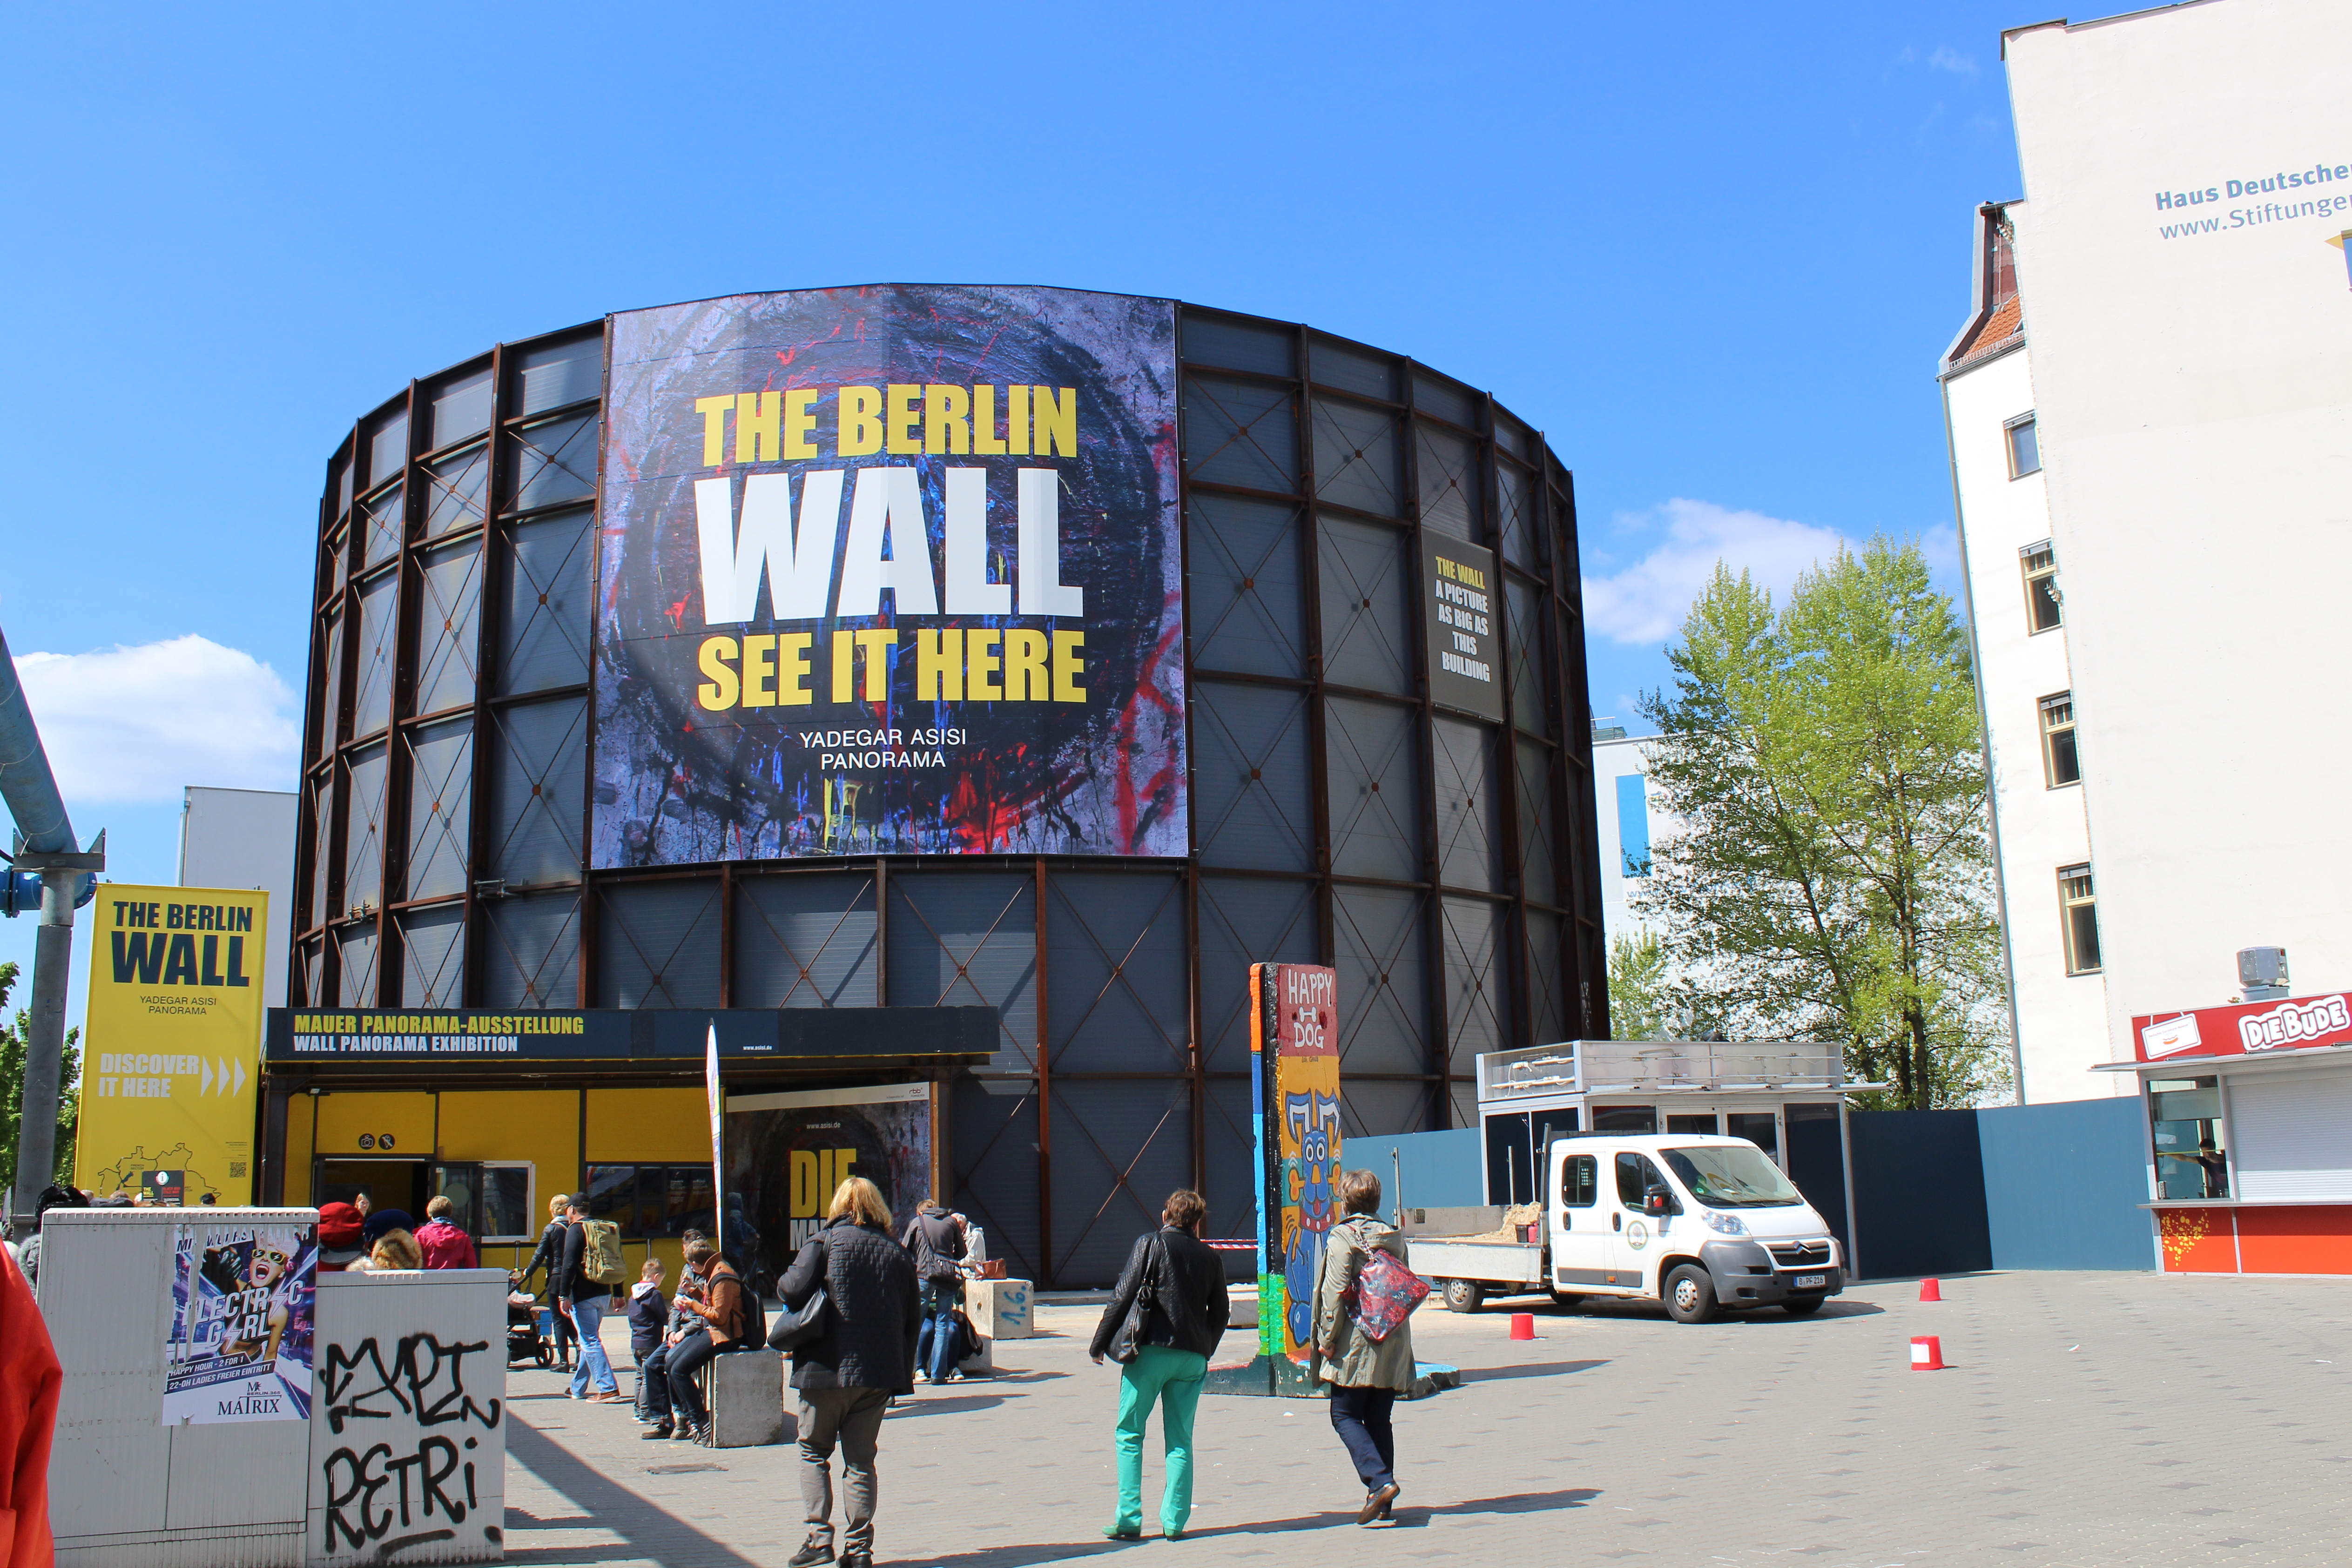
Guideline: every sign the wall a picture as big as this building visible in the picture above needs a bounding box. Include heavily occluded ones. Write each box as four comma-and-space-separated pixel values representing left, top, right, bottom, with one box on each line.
593, 285, 1186, 865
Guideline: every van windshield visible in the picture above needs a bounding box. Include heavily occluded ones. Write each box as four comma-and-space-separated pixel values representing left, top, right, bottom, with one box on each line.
1662, 1145, 1805, 1209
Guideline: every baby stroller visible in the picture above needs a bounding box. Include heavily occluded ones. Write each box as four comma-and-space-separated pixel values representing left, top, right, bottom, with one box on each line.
506, 1285, 553, 1368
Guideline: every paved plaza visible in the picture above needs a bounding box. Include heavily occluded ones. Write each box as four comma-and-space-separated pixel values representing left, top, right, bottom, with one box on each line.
503, 1270, 2348, 1568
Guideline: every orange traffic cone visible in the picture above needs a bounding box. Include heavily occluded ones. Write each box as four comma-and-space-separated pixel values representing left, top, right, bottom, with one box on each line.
1509, 1312, 1535, 1340
1920, 1278, 1942, 1302
1910, 1335, 1945, 1372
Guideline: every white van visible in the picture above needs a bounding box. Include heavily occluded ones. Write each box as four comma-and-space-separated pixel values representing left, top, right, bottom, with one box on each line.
1410, 1132, 1846, 1323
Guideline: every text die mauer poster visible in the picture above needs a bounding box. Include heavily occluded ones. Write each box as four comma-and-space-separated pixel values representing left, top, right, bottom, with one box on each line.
163, 1221, 317, 1425
595, 285, 1186, 863
76, 884, 269, 1204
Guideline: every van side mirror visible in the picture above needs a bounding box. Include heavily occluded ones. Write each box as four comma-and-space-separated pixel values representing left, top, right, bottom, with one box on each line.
1644, 1184, 1674, 1216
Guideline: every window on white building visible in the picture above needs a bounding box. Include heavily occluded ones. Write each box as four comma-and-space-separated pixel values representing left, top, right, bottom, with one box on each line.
2020, 542, 2062, 633
2005, 412, 2041, 478
2039, 693, 2079, 787
2058, 863, 2101, 975
1615, 773, 1651, 877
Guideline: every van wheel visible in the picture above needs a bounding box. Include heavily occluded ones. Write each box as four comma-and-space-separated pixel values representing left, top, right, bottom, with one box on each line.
1442, 1279, 1484, 1313
1549, 1290, 1584, 1311
1664, 1264, 1719, 1324
1781, 1295, 1826, 1316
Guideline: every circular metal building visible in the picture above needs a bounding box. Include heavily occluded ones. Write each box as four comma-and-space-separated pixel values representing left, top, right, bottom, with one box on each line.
277, 285, 1607, 1286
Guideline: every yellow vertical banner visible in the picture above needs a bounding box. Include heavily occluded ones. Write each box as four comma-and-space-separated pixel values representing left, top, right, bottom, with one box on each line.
73, 884, 269, 1204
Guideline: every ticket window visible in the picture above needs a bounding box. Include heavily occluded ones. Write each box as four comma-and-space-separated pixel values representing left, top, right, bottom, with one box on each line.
1666, 1112, 1720, 1136
2149, 1077, 2230, 1200
430, 1162, 535, 1243
1591, 1105, 1658, 1133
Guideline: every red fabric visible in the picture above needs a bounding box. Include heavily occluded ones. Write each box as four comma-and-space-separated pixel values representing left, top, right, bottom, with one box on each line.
0, 1247, 61, 1568
415, 1219, 478, 1271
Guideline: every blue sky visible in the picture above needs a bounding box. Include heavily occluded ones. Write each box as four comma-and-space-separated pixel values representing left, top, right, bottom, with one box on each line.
0, 1, 2034, 1011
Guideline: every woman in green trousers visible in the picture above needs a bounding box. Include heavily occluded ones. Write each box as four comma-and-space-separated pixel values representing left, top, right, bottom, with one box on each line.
1090, 1189, 1232, 1540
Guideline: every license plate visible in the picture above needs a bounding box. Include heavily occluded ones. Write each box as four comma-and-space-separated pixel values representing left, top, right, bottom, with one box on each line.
1793, 1273, 1826, 1289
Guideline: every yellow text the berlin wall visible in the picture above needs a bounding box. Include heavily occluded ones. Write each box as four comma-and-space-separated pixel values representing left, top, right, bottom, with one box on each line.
695, 385, 1079, 465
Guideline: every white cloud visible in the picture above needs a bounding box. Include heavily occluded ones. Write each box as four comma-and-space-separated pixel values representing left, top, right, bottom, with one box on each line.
13, 636, 300, 805
1582, 498, 1854, 646
1928, 45, 1976, 74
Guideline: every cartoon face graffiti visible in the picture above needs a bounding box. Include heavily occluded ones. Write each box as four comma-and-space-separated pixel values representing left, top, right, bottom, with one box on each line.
1295, 1095, 1337, 1230
1281, 1090, 1343, 1351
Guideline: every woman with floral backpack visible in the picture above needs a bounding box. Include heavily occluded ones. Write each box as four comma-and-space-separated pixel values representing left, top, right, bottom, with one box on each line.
1313, 1169, 1426, 1526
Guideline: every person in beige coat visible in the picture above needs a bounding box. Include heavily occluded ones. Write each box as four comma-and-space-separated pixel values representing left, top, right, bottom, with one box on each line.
1312, 1169, 1414, 1525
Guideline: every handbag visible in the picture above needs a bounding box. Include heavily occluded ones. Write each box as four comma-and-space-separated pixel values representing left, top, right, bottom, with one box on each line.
1344, 1245, 1430, 1343
768, 1285, 829, 1351
1105, 1238, 1163, 1365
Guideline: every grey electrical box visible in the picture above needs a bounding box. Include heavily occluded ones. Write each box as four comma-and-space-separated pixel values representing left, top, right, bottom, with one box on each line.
2238, 946, 2290, 1000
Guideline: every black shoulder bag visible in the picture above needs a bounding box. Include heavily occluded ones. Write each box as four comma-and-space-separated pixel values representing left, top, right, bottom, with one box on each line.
768, 1239, 831, 1353
1106, 1236, 1163, 1365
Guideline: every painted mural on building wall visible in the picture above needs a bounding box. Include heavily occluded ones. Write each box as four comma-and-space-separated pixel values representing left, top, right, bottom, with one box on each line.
594, 284, 1186, 864
1252, 962, 1341, 1363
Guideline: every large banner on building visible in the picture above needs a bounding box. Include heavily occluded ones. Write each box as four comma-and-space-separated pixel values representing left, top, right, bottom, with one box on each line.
594, 285, 1186, 864
76, 886, 269, 1204
162, 1219, 316, 1425
1251, 963, 1340, 1366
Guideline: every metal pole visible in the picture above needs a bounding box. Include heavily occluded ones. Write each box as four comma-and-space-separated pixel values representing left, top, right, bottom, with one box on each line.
1, 622, 103, 1238
12, 870, 79, 1232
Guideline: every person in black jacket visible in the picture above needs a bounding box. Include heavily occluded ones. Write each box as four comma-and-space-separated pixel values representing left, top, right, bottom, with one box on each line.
777, 1177, 919, 1568
519, 1194, 575, 1372
900, 1199, 969, 1383
1088, 1189, 1230, 1542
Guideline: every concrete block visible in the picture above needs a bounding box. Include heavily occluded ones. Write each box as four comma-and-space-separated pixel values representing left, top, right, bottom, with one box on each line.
966, 1278, 1034, 1339
957, 1334, 995, 1376
697, 1348, 786, 1447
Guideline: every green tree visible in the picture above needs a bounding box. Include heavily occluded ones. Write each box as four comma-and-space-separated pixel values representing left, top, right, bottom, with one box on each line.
0, 959, 82, 1186
1632, 539, 2008, 1109
1606, 930, 1673, 1041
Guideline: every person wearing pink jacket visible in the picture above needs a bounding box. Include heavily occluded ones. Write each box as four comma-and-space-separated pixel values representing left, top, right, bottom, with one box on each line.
416, 1197, 480, 1270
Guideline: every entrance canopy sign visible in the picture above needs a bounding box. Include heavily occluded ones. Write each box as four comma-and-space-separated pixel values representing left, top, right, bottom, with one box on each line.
266, 1005, 999, 1063
2133, 990, 2352, 1062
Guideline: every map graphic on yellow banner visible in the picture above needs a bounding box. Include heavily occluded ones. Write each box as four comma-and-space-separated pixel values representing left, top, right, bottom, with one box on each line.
75, 884, 270, 1205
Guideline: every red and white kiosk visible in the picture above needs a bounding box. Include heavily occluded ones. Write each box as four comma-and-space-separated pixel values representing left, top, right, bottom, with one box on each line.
2106, 989, 2352, 1274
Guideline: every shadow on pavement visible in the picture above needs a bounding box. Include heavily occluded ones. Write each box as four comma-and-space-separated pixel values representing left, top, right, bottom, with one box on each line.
875, 1487, 1611, 1566
892, 1393, 1011, 1416
504, 1412, 769, 1568
1461, 1359, 1609, 1382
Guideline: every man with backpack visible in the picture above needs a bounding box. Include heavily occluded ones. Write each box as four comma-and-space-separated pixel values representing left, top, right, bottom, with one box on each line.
556, 1197, 626, 1403
902, 1199, 970, 1384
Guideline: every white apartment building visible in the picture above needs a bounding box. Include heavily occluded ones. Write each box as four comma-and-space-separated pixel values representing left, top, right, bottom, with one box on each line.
1942, 209, 2117, 1103
1590, 727, 1660, 949
1947, 0, 2352, 1099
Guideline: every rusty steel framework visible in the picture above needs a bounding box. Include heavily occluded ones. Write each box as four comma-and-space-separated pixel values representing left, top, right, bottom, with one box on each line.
289, 297, 1607, 1286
